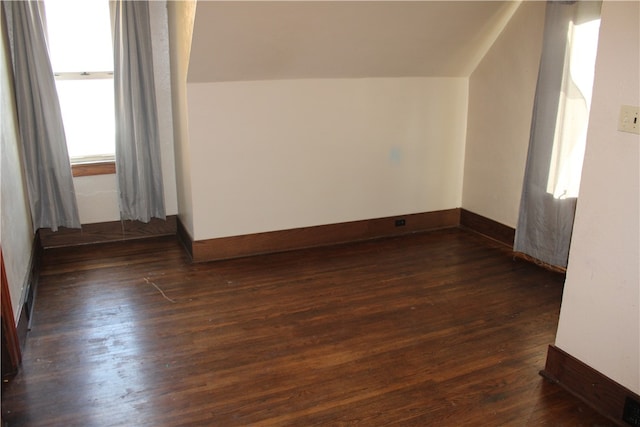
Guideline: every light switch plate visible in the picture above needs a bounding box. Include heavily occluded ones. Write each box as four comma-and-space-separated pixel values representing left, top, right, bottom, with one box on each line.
618, 105, 639, 134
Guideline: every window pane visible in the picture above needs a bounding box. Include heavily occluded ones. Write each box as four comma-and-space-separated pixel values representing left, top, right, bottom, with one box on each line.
55, 79, 115, 160
44, 0, 113, 72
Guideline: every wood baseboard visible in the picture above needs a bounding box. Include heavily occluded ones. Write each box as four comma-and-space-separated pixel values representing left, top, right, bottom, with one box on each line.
458, 210, 566, 273
188, 209, 460, 262
513, 251, 566, 274
18, 231, 41, 344
36, 208, 516, 262
459, 209, 515, 247
1, 250, 21, 379
40, 209, 518, 262
39, 216, 177, 249
540, 344, 640, 426
176, 216, 194, 261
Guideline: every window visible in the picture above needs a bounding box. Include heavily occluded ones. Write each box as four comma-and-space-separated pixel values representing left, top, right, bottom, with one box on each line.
43, 0, 115, 165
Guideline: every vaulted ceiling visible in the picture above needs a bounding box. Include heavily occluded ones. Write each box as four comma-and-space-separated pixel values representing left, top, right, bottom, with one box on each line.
188, 1, 521, 83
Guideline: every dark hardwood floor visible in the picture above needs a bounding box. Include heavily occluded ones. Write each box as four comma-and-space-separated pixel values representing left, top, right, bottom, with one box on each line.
2, 229, 614, 426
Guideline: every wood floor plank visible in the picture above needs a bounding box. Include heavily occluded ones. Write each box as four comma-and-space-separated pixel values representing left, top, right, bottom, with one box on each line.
1, 230, 614, 426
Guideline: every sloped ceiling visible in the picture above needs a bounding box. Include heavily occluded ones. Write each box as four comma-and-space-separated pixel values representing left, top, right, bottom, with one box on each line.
188, 1, 519, 82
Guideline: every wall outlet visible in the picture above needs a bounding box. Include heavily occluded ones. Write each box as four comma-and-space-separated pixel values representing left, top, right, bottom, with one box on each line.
618, 105, 639, 134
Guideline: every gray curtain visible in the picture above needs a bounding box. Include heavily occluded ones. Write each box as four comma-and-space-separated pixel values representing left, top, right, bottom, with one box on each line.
2, 1, 80, 232
113, 0, 165, 222
514, 1, 601, 268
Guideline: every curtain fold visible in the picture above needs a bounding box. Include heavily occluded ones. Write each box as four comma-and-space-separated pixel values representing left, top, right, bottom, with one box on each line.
514, 1, 601, 268
3, 1, 81, 232
113, 0, 165, 222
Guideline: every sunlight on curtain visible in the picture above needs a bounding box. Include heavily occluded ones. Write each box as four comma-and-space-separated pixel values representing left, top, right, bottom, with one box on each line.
514, 1, 602, 268
547, 18, 601, 199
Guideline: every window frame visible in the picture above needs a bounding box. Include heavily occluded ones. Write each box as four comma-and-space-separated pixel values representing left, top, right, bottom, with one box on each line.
71, 161, 115, 178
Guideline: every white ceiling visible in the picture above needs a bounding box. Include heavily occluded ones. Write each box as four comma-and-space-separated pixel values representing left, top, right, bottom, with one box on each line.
188, 1, 520, 82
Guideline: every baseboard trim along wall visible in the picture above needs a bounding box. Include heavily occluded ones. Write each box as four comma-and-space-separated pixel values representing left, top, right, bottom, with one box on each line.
459, 208, 515, 247
1, 249, 22, 378
176, 216, 194, 260
36, 209, 516, 259
186, 209, 461, 262
540, 345, 640, 426
38, 216, 178, 249
16, 232, 42, 347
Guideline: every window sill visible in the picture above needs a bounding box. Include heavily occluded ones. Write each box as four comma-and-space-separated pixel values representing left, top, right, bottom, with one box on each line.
71, 161, 115, 177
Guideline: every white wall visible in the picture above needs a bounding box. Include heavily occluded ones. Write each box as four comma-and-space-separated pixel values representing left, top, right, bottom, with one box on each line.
1, 13, 35, 320
555, 0, 639, 393
150, 0, 178, 221
188, 2, 516, 82
462, 1, 545, 228
187, 77, 467, 241
74, 175, 120, 224
75, 0, 178, 224
167, 0, 196, 238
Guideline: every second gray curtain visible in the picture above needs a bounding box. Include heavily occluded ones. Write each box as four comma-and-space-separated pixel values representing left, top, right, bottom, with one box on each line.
113, 0, 165, 222
514, 1, 601, 268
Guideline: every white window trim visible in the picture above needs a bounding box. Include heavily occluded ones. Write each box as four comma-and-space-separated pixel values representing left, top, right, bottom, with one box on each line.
54, 71, 114, 80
